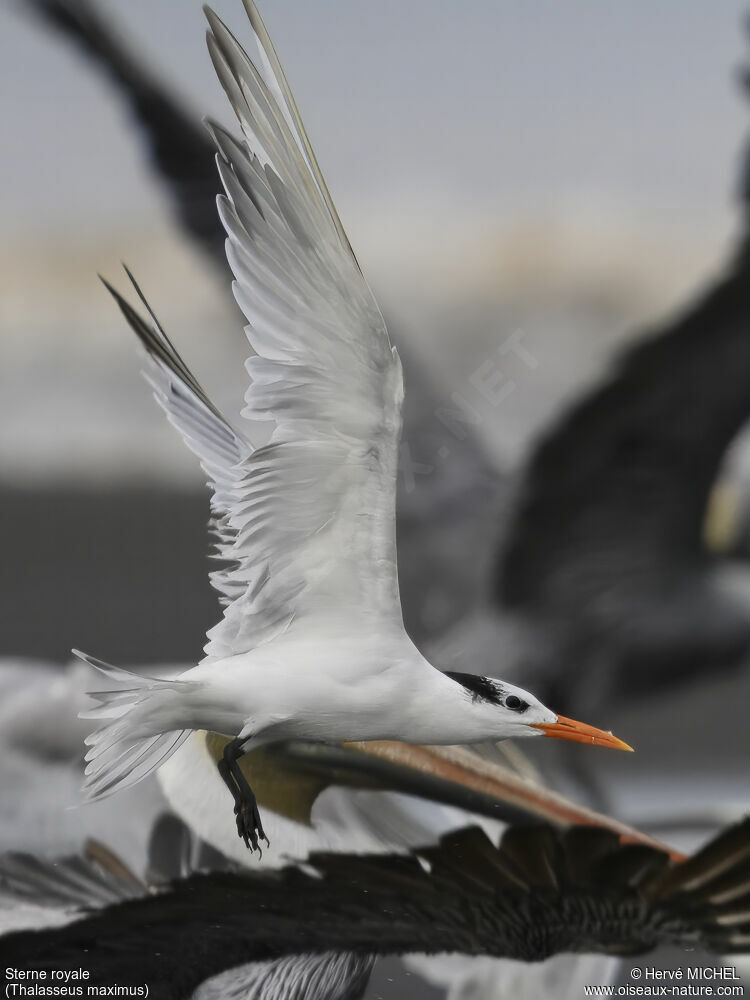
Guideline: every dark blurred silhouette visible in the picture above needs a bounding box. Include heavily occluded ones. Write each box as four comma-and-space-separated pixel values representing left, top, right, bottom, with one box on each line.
494, 53, 750, 711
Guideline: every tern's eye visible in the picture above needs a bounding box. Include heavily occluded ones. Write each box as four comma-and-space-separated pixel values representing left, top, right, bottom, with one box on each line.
505, 695, 527, 712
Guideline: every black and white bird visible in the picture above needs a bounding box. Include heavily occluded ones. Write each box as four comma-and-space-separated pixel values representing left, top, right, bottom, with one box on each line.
77, 0, 631, 854
3, 817, 750, 1000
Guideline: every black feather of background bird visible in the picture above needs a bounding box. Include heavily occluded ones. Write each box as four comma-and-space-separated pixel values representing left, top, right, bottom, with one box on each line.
0, 815, 377, 1000
3, 819, 750, 1000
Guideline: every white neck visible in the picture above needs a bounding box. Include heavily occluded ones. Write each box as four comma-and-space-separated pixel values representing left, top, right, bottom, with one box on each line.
392, 655, 508, 746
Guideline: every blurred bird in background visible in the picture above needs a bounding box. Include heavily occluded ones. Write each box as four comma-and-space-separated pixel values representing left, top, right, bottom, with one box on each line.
5, 814, 750, 999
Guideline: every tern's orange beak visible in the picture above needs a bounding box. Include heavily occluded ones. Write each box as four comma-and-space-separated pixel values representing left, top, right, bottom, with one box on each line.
533, 715, 634, 751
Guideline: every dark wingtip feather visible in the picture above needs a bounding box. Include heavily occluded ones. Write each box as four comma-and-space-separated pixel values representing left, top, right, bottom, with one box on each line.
100, 269, 220, 421
645, 816, 750, 899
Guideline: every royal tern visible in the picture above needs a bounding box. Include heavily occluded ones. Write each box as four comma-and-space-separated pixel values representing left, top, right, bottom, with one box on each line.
78, 0, 631, 854
17, 0, 628, 863
4, 819, 750, 998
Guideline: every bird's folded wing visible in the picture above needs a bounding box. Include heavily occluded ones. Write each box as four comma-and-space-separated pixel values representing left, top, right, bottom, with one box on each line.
107, 1, 404, 663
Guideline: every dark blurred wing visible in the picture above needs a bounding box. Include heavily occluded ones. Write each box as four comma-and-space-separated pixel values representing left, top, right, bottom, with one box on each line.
23, 0, 223, 257
3, 819, 750, 992
500, 257, 750, 610
500, 31, 750, 623
498, 241, 750, 662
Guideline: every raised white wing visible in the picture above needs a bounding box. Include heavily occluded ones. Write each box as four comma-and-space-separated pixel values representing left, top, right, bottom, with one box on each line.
106, 0, 404, 663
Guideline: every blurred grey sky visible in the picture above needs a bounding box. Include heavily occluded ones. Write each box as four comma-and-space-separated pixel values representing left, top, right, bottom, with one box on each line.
2, 1, 750, 484
2, 2, 748, 278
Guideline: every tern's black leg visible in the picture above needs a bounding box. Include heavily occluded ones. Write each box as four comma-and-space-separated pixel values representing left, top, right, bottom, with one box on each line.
217, 738, 269, 855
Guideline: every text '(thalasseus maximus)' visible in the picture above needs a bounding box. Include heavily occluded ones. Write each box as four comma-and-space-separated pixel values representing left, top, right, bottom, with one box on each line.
77, 0, 631, 853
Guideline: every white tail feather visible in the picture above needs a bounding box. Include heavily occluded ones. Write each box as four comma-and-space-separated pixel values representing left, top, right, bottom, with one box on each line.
74, 650, 194, 802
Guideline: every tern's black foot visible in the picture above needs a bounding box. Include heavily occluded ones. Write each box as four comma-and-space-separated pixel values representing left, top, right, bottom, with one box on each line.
234, 793, 270, 855
217, 736, 271, 856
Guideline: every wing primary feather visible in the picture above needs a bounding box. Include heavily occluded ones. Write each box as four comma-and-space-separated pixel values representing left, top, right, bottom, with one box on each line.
99, 273, 220, 421
235, 0, 357, 265
122, 264, 173, 349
